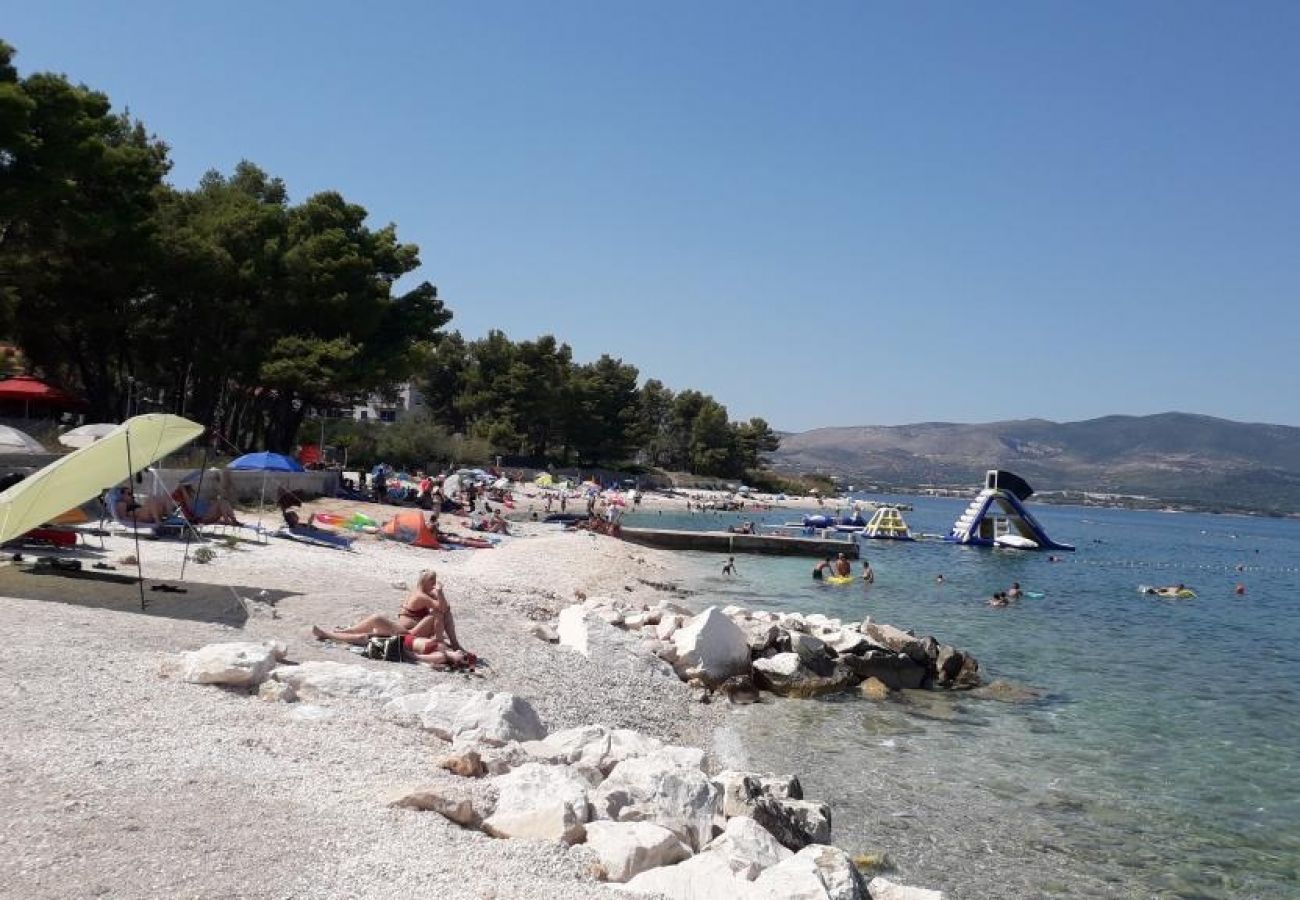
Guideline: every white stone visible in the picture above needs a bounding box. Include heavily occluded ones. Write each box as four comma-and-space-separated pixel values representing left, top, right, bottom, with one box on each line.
385, 686, 545, 745
672, 606, 752, 686
754, 844, 865, 899
866, 877, 945, 900
530, 724, 612, 767
624, 612, 648, 628
288, 704, 334, 721
270, 661, 405, 700
558, 604, 594, 656
170, 641, 286, 687
753, 652, 801, 678
618, 850, 761, 898
584, 820, 691, 882
654, 615, 681, 642
484, 762, 590, 844
721, 604, 750, 620
592, 752, 721, 851
704, 815, 792, 879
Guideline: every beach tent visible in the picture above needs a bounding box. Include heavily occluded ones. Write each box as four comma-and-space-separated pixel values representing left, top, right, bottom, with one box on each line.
380, 510, 441, 548
0, 424, 46, 455
0, 414, 203, 545
58, 422, 118, 449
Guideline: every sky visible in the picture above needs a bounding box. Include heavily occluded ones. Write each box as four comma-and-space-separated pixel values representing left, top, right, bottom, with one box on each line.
7, 1, 1299, 432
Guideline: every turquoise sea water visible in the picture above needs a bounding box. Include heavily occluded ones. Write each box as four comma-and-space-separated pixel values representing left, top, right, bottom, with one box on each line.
624, 498, 1300, 898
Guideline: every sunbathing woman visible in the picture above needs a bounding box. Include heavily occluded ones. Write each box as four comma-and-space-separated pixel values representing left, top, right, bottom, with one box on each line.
174, 484, 241, 526
311, 569, 463, 650
114, 486, 170, 524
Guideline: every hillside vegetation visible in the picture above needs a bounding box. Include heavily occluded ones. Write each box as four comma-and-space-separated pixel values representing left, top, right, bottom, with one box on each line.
772, 413, 1300, 515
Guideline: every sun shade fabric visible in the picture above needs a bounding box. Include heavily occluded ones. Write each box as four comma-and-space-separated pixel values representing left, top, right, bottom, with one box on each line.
0, 414, 204, 545
0, 375, 86, 408
227, 451, 304, 472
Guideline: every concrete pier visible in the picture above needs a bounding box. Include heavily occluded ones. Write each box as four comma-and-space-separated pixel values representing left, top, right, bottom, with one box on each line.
619, 527, 858, 558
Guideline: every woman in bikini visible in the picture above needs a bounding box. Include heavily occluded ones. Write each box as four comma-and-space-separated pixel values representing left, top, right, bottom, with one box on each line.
310, 570, 468, 661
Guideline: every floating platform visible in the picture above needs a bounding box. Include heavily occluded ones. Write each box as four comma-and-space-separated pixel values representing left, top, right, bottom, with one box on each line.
619, 527, 859, 558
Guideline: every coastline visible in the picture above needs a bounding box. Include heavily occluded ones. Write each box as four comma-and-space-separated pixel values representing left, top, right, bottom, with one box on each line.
2, 504, 924, 898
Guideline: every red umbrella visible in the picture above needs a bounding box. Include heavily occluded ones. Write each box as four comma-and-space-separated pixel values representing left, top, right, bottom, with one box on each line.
0, 375, 87, 415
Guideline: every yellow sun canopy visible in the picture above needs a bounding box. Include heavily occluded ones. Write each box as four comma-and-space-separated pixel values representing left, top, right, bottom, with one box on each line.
0, 414, 204, 544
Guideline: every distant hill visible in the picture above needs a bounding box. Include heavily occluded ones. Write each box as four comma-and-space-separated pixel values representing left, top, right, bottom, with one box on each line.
770, 413, 1300, 515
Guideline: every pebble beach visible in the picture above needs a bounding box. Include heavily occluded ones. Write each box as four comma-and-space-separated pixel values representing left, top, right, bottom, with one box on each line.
0, 490, 859, 899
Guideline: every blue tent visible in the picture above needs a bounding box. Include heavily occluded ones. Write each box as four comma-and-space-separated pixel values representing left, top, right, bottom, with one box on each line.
228, 451, 304, 472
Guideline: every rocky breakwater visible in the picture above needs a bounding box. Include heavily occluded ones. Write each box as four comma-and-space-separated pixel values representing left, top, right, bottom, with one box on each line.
552, 595, 981, 701
164, 641, 946, 899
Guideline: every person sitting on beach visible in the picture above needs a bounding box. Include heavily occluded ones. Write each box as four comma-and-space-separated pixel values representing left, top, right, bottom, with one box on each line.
173, 484, 240, 526
833, 553, 852, 577
812, 556, 833, 580
114, 486, 170, 524
1007, 581, 1023, 600
311, 569, 464, 649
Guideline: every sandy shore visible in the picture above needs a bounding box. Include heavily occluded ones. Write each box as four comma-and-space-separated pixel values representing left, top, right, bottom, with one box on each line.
0, 512, 743, 899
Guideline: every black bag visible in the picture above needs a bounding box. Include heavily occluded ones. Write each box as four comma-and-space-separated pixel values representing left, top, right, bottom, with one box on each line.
364, 635, 404, 662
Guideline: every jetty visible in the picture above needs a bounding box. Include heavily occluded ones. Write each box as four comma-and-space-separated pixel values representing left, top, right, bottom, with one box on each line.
619, 527, 858, 558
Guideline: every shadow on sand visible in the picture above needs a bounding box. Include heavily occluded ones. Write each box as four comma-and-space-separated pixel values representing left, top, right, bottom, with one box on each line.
0, 563, 297, 628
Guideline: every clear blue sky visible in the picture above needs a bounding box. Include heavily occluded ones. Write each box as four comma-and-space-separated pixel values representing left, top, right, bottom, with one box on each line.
8, 1, 1299, 431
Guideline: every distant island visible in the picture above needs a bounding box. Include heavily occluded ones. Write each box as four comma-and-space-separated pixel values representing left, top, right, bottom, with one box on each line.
771, 412, 1300, 517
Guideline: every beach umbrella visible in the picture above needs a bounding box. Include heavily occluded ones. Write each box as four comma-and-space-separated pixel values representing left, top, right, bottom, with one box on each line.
0, 424, 46, 454
58, 422, 118, 449
0, 414, 203, 546
227, 451, 304, 472
0, 375, 87, 416
534, 473, 554, 487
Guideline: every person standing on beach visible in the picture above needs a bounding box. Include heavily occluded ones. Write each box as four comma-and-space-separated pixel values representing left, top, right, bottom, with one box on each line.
722, 556, 738, 577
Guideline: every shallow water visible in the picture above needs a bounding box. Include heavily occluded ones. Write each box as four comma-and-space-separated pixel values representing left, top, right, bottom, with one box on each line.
626, 499, 1300, 898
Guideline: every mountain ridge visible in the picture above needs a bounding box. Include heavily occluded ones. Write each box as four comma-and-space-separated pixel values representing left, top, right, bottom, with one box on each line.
770, 412, 1300, 515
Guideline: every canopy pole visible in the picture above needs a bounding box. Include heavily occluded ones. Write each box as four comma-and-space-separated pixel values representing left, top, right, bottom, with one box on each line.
123, 426, 148, 611
178, 441, 213, 581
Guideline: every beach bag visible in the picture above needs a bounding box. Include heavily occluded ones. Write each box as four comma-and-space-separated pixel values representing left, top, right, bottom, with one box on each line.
364, 635, 404, 662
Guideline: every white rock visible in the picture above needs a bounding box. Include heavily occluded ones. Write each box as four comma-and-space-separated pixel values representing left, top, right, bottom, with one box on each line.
624, 612, 648, 628
672, 606, 752, 686
754, 844, 865, 899
753, 652, 801, 678
385, 686, 545, 745
257, 680, 297, 702
451, 691, 546, 746
484, 762, 590, 844
558, 604, 594, 656
530, 724, 612, 767
866, 877, 945, 900
592, 752, 721, 851
654, 615, 681, 642
584, 820, 691, 882
170, 641, 286, 687
288, 704, 334, 721
704, 815, 792, 879
618, 850, 761, 898
270, 661, 405, 700
721, 604, 750, 620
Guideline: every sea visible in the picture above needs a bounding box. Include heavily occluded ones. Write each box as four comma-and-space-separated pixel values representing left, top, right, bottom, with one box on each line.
622, 497, 1300, 899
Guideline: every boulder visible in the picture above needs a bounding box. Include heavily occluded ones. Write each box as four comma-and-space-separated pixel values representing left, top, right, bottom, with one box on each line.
654, 615, 682, 642
749, 796, 832, 851
753, 844, 867, 899
558, 604, 595, 656
721, 604, 750, 620
934, 645, 980, 689
821, 629, 871, 656
861, 622, 932, 666
479, 741, 532, 776
718, 674, 760, 705
484, 762, 590, 844
385, 686, 546, 745
385, 783, 479, 828
583, 820, 692, 882
672, 607, 752, 686
739, 620, 782, 655
270, 661, 405, 700
169, 641, 286, 687
618, 850, 759, 898
704, 815, 792, 879
859, 677, 891, 702
789, 633, 835, 673
713, 771, 803, 818
591, 753, 721, 850
525, 724, 612, 768
839, 652, 927, 691
257, 680, 297, 702
866, 876, 946, 900
753, 654, 857, 698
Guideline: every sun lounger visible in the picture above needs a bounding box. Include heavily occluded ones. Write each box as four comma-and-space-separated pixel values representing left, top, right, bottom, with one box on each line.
274, 525, 355, 551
